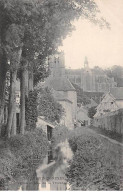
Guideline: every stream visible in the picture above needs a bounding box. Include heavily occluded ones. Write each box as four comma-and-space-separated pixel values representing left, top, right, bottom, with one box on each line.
18, 139, 73, 191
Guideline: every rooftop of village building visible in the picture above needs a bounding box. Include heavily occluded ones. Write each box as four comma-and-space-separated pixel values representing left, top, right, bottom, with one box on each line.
45, 77, 75, 92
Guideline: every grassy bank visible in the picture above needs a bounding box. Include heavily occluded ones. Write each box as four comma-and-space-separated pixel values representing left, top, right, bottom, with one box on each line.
66, 127, 123, 190
90, 126, 123, 143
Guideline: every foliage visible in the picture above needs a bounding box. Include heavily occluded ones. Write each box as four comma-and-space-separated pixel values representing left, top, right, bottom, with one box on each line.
38, 87, 64, 123
66, 128, 123, 190
51, 125, 69, 166
0, 128, 48, 190
51, 125, 69, 148
25, 90, 38, 131
91, 126, 123, 143
0, 0, 109, 134
0, 124, 7, 137
104, 65, 123, 83
88, 106, 97, 118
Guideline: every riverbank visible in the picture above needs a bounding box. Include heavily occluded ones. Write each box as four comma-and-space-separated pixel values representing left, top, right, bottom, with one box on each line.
66, 127, 123, 190
37, 139, 73, 191
90, 125, 123, 143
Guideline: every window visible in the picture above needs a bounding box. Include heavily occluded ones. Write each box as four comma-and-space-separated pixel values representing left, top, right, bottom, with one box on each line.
48, 149, 53, 164
47, 125, 52, 141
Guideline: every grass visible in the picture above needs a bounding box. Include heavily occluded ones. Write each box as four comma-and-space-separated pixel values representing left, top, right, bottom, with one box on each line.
90, 126, 123, 143
66, 127, 123, 190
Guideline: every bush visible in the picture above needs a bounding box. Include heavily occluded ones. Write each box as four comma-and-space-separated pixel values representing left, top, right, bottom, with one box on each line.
66, 128, 123, 190
88, 106, 97, 119
25, 90, 38, 131
38, 87, 64, 123
0, 124, 7, 138
0, 128, 48, 190
51, 125, 69, 148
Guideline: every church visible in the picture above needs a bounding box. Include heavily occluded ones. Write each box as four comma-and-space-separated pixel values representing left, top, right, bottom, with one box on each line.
66, 57, 117, 93
44, 52, 77, 129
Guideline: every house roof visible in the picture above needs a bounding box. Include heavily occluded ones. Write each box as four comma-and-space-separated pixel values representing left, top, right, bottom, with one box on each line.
57, 98, 72, 103
52, 90, 72, 103
110, 87, 123, 100
44, 77, 75, 92
38, 116, 55, 128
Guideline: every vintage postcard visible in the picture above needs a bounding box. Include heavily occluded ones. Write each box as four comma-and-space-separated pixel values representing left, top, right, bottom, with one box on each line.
0, 0, 123, 191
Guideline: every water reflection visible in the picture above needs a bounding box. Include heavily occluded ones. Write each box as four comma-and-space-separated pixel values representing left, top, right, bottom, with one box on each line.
18, 139, 72, 191
37, 139, 73, 191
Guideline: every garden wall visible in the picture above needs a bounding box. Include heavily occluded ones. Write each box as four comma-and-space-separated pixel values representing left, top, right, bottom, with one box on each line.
94, 109, 123, 134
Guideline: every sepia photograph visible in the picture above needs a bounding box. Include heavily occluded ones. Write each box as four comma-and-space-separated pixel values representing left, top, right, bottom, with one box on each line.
0, 0, 123, 191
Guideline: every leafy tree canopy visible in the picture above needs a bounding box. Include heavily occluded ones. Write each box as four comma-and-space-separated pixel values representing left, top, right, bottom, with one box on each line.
0, 0, 109, 82
88, 106, 97, 119
38, 87, 64, 123
104, 65, 123, 82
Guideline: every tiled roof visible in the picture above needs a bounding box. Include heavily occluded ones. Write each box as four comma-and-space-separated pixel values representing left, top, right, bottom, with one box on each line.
110, 87, 123, 100
45, 77, 75, 92
54, 92, 72, 103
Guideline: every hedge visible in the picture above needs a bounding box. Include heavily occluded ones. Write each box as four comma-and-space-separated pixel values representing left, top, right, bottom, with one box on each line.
0, 128, 48, 190
66, 128, 123, 190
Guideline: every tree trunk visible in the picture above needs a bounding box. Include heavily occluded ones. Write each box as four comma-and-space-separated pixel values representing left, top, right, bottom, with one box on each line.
28, 68, 34, 91
0, 51, 8, 128
6, 48, 22, 138
6, 71, 17, 138
20, 61, 28, 134
25, 66, 29, 96
11, 101, 16, 136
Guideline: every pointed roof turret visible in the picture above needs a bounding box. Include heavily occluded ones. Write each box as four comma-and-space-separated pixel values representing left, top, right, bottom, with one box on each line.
84, 56, 90, 72
84, 56, 89, 67
84, 56, 88, 64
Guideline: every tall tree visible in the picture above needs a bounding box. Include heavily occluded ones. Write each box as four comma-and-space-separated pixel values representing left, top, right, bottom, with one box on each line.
5, 24, 24, 137
0, 0, 109, 136
38, 88, 64, 123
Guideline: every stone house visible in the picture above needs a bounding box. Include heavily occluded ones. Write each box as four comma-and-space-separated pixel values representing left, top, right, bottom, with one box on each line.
94, 87, 123, 118
44, 52, 77, 130
44, 76, 77, 130
37, 116, 55, 141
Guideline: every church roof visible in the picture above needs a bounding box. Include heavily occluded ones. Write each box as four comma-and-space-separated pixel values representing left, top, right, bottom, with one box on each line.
110, 87, 123, 100
45, 77, 75, 92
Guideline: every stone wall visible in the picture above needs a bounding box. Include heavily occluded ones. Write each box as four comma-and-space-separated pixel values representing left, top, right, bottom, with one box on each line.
94, 109, 123, 134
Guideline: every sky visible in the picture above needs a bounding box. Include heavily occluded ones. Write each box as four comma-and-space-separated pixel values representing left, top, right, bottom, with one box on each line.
61, 0, 123, 69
